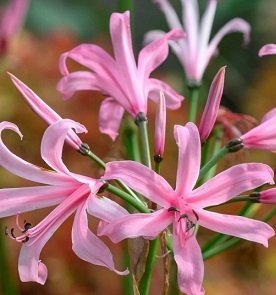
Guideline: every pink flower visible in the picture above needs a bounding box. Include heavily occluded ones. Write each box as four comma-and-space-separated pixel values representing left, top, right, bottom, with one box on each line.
259, 188, 276, 204
9, 73, 83, 150
57, 11, 184, 140
199, 66, 226, 142
100, 122, 274, 295
146, 0, 250, 84
259, 44, 276, 57
0, 0, 30, 55
240, 108, 276, 151
0, 119, 127, 284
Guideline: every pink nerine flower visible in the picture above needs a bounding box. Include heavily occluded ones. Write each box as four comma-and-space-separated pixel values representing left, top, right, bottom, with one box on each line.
57, 11, 184, 140
9, 73, 83, 150
240, 108, 276, 151
259, 44, 276, 56
100, 123, 274, 295
199, 66, 226, 142
0, 119, 127, 284
259, 188, 276, 204
0, 0, 30, 55
146, 0, 250, 84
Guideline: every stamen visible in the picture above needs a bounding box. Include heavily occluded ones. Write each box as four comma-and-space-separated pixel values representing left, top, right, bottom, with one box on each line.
192, 209, 199, 221
168, 206, 179, 213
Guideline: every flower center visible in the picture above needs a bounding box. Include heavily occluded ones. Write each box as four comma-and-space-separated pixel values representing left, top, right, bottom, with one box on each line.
5, 214, 32, 243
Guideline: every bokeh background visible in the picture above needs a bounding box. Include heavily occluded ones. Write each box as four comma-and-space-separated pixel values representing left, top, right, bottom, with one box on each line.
0, 0, 275, 294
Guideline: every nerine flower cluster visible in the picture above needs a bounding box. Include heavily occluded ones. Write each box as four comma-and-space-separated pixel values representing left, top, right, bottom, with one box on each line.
0, 1, 275, 295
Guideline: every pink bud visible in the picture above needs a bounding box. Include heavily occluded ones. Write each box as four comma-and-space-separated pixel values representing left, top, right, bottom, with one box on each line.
259, 188, 276, 204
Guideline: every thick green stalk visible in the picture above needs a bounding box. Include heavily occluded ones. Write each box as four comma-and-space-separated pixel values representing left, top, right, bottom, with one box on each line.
188, 86, 200, 122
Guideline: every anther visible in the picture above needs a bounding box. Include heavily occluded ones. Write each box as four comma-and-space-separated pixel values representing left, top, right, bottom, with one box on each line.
78, 142, 90, 156
134, 112, 148, 126
192, 210, 199, 221
22, 222, 32, 233
168, 207, 179, 213
226, 138, 244, 153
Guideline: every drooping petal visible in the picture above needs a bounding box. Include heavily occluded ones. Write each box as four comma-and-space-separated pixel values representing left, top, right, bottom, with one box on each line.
9, 73, 82, 150
174, 123, 201, 196
197, 208, 275, 247
147, 78, 184, 110
41, 119, 87, 176
173, 231, 204, 295
0, 121, 72, 185
259, 44, 276, 57
0, 185, 78, 217
199, 66, 226, 142
72, 200, 128, 275
98, 98, 125, 141
189, 163, 274, 208
99, 209, 173, 243
104, 161, 175, 207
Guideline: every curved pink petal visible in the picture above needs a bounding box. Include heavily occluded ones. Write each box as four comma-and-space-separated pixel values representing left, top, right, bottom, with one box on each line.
259, 44, 276, 57
99, 209, 173, 243
99, 98, 125, 141
189, 163, 274, 208
154, 91, 166, 157
173, 233, 204, 295
197, 209, 275, 247
104, 161, 175, 207
0, 121, 72, 185
260, 108, 276, 123
41, 119, 87, 176
72, 201, 128, 275
147, 78, 184, 110
174, 123, 201, 196
199, 66, 226, 142
0, 185, 78, 217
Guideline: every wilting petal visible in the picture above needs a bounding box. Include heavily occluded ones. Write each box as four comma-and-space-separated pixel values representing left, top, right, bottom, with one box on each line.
197, 209, 275, 247
174, 123, 201, 196
99, 209, 173, 243
173, 232, 204, 295
72, 201, 128, 275
0, 185, 78, 217
259, 44, 276, 57
189, 163, 274, 208
99, 98, 125, 141
0, 121, 72, 185
147, 78, 184, 110
154, 91, 166, 157
199, 66, 226, 142
41, 119, 87, 176
104, 161, 175, 207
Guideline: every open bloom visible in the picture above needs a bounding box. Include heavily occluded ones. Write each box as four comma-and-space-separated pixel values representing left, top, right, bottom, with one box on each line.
100, 123, 274, 295
0, 119, 127, 284
57, 11, 184, 140
146, 0, 250, 84
259, 44, 276, 56
0, 0, 30, 55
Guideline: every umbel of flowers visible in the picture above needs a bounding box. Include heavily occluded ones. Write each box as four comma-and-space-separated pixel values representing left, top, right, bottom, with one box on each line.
0, 2, 275, 295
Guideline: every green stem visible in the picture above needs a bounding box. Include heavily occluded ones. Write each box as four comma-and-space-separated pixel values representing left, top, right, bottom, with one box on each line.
139, 239, 159, 295
188, 86, 200, 122
118, 0, 133, 11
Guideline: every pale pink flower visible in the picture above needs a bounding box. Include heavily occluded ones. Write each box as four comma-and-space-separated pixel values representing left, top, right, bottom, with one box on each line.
199, 66, 226, 142
0, 119, 127, 284
0, 0, 30, 55
57, 11, 184, 140
240, 108, 276, 151
100, 122, 274, 294
259, 44, 276, 57
259, 188, 276, 204
9, 73, 83, 150
146, 0, 250, 84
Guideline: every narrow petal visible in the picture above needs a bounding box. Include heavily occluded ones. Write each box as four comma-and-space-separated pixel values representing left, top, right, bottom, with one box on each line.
147, 78, 184, 110
0, 185, 78, 217
197, 209, 275, 247
104, 161, 175, 207
99, 209, 173, 243
189, 163, 274, 208
41, 119, 87, 176
0, 122, 72, 185
72, 201, 128, 275
154, 91, 166, 157
174, 123, 201, 195
199, 66, 226, 142
98, 98, 125, 141
173, 232, 204, 295
259, 44, 276, 57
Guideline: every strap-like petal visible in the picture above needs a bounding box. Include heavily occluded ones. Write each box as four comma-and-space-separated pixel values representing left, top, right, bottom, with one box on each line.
197, 209, 275, 247
104, 161, 175, 207
174, 123, 201, 196
99, 209, 173, 243
190, 163, 274, 208
259, 44, 276, 57
98, 98, 125, 141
